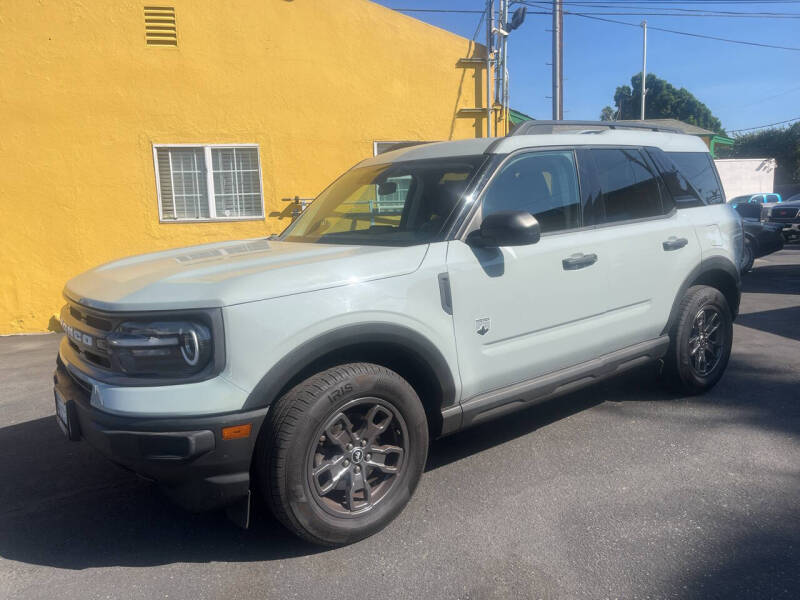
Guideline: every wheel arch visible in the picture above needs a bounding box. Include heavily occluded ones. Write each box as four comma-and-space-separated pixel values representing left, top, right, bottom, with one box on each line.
243, 323, 457, 438
662, 257, 741, 338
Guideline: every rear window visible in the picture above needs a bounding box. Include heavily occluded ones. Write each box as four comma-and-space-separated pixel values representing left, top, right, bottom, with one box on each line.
589, 148, 664, 223
668, 152, 725, 205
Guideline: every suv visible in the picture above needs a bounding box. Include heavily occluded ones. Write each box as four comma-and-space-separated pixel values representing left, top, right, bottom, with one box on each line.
54, 125, 742, 546
762, 194, 800, 242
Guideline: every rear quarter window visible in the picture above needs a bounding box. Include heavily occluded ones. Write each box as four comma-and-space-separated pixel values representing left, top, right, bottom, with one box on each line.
667, 151, 725, 205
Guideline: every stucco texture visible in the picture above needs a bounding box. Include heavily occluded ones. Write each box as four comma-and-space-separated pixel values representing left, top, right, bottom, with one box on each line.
0, 0, 490, 333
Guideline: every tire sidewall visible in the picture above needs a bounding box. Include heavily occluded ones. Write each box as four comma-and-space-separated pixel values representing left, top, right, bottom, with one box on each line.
742, 241, 754, 273
278, 368, 428, 545
673, 286, 733, 393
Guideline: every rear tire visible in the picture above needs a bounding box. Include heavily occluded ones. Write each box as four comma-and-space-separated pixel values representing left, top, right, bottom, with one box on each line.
662, 285, 733, 395
256, 363, 428, 546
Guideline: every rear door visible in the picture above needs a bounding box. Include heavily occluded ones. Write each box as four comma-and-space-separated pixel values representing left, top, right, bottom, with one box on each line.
578, 147, 702, 350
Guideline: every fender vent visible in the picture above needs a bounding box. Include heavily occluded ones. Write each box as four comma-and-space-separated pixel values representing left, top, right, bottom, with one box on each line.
144, 6, 177, 47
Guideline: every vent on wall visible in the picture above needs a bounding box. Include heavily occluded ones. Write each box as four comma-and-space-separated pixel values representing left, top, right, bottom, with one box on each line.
144, 6, 177, 46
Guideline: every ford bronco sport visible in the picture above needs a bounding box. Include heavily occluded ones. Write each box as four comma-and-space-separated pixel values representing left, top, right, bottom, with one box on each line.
54, 121, 742, 546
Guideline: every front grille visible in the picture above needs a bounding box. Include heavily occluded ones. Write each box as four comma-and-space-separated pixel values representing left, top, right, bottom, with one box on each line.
69, 305, 112, 332
770, 208, 799, 219
68, 339, 111, 369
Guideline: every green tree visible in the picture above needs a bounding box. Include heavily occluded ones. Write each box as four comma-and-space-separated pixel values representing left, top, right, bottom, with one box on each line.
600, 106, 616, 121
732, 123, 800, 184
601, 73, 725, 134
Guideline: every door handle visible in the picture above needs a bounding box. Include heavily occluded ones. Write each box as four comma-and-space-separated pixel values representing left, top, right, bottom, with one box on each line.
662, 237, 688, 251
562, 253, 598, 270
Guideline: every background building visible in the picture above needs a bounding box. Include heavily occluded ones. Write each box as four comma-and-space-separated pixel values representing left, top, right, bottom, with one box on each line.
0, 0, 494, 334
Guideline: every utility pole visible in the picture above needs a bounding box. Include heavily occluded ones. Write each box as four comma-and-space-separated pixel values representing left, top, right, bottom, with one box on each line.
640, 20, 647, 120
552, 0, 563, 120
486, 0, 494, 137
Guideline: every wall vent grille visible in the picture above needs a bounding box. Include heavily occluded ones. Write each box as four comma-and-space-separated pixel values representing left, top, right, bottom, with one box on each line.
144, 6, 177, 47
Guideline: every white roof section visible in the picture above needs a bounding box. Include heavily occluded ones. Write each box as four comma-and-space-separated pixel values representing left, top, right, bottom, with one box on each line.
362, 129, 708, 165
494, 130, 709, 154
359, 138, 495, 166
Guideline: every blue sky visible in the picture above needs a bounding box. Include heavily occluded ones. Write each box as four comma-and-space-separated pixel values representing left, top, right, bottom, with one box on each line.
372, 1, 800, 133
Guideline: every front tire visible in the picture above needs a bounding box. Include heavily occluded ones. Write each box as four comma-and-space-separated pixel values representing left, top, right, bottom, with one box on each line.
663, 285, 733, 395
256, 363, 428, 546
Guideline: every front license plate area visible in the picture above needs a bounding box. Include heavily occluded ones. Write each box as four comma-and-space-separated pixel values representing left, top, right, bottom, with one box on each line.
55, 388, 80, 441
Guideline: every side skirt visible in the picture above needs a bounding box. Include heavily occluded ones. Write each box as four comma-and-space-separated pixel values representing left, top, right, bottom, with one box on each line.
440, 336, 670, 435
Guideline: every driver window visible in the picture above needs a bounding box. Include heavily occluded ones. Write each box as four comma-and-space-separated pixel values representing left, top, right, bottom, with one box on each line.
482, 151, 580, 233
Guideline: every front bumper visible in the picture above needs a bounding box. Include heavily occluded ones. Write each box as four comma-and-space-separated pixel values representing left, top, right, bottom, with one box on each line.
54, 357, 267, 511
765, 219, 800, 239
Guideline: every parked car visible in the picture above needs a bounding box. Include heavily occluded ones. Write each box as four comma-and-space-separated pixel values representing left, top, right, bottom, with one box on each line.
729, 193, 782, 205
761, 194, 800, 242
732, 202, 784, 271
54, 124, 742, 546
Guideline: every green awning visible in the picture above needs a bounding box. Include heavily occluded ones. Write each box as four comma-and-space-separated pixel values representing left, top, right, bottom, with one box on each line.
509, 108, 534, 126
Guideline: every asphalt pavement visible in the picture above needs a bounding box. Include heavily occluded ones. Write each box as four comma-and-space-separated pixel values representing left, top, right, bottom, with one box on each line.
1, 246, 798, 600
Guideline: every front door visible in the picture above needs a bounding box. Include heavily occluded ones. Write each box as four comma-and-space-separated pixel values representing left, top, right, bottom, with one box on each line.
447, 150, 615, 402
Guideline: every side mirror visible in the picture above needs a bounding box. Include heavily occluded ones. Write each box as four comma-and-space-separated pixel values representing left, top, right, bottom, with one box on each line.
470, 210, 541, 247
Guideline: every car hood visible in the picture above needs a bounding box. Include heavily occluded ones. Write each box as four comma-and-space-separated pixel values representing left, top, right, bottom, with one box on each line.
768, 200, 800, 208
65, 239, 429, 311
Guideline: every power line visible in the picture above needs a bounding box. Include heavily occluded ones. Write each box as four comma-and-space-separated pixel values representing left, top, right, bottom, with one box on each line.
519, 5, 800, 51
730, 116, 800, 132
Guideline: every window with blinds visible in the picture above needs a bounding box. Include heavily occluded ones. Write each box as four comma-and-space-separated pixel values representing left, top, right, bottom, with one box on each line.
154, 145, 264, 221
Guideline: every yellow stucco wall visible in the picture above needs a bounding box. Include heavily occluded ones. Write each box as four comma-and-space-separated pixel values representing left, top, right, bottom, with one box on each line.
0, 0, 491, 333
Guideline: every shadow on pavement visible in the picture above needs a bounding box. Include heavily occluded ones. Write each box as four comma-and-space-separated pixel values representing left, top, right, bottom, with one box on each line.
743, 263, 800, 296
0, 416, 325, 570
736, 305, 800, 342
673, 519, 800, 599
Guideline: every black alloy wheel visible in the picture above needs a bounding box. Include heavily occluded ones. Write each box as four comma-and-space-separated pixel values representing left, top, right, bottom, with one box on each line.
687, 307, 725, 377
662, 285, 733, 395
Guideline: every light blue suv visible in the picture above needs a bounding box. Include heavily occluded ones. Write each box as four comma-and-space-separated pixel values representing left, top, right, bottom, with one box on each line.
55, 123, 742, 545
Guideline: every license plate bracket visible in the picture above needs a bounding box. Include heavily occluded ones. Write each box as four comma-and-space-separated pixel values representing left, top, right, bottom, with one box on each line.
55, 388, 80, 441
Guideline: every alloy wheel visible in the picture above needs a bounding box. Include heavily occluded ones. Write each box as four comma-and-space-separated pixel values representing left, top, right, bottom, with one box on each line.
307, 397, 408, 517
688, 307, 724, 376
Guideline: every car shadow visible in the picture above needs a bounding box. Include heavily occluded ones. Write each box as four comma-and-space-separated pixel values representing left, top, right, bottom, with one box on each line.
744, 262, 800, 296
426, 365, 672, 471
736, 304, 800, 342
0, 415, 326, 570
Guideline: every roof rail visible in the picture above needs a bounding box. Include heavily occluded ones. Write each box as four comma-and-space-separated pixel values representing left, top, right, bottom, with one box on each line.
510, 120, 683, 136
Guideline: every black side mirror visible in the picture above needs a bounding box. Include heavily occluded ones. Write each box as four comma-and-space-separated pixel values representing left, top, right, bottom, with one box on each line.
470, 210, 541, 247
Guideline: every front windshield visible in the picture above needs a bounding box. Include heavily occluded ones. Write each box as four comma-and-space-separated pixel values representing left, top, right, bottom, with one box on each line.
281, 156, 486, 245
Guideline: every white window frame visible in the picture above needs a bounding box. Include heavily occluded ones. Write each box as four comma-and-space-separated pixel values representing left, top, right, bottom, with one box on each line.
372, 141, 430, 156
153, 143, 265, 223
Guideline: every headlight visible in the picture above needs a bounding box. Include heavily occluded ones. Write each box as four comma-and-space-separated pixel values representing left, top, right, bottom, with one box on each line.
107, 320, 213, 376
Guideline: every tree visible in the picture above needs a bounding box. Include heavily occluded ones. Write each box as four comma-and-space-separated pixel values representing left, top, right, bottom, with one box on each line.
600, 106, 616, 121
732, 123, 800, 184
600, 73, 725, 134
